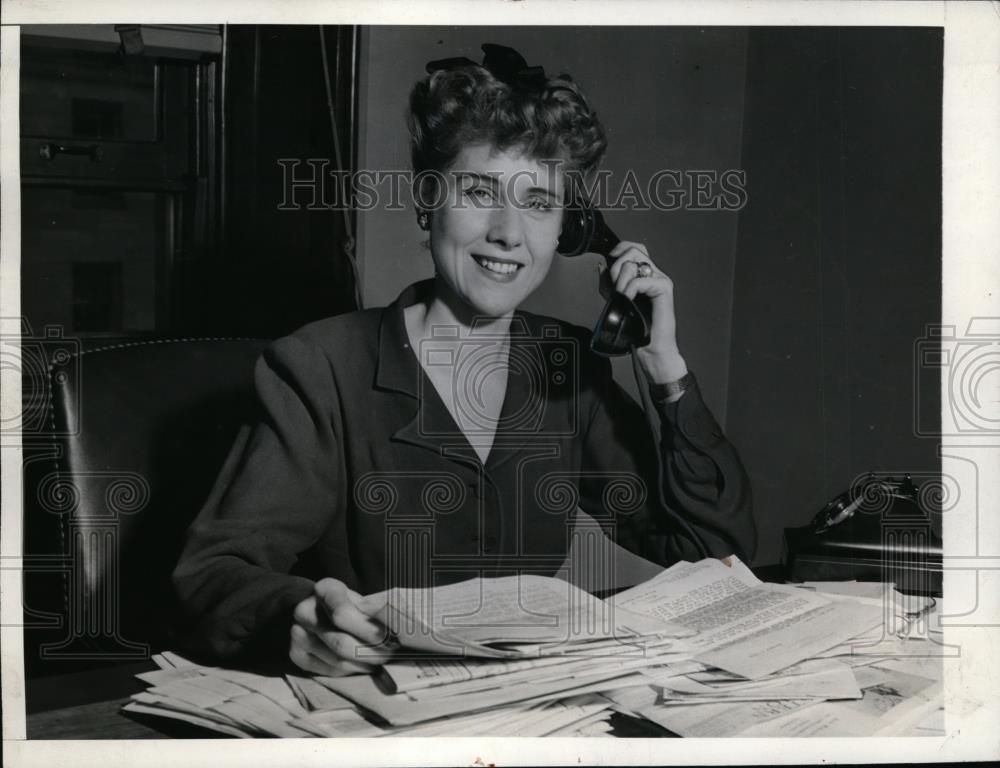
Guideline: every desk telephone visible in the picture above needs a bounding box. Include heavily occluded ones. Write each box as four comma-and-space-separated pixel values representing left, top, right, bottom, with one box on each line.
557, 200, 653, 357
784, 473, 943, 596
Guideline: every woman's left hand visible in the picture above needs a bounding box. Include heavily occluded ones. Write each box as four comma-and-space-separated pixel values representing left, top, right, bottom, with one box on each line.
607, 241, 688, 385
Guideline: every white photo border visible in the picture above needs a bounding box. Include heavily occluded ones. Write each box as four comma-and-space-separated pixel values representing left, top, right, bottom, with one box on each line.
2, 1, 998, 765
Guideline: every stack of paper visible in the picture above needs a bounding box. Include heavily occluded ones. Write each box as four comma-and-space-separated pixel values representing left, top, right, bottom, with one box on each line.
610, 568, 944, 737
124, 559, 945, 737
125, 652, 618, 737
123, 652, 384, 737
358, 573, 689, 658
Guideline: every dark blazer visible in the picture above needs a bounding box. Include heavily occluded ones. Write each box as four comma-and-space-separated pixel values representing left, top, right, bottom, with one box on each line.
173, 280, 756, 661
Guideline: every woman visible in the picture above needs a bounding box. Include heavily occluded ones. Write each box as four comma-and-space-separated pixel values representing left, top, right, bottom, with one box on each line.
173, 44, 756, 676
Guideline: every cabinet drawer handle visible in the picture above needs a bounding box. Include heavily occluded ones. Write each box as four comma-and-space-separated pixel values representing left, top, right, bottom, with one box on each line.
38, 143, 103, 162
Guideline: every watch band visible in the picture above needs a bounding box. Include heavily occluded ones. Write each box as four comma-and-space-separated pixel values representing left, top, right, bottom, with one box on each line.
649, 371, 695, 402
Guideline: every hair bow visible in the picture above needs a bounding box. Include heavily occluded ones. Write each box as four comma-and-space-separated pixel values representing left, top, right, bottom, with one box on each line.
426, 43, 547, 94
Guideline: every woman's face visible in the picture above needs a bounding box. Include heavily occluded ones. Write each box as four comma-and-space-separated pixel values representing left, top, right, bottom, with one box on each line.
427, 143, 565, 319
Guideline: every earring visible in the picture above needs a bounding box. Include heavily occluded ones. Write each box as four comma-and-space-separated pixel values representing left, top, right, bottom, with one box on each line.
417, 211, 430, 231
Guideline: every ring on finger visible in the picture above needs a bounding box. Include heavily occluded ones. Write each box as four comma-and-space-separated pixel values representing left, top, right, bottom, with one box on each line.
636, 262, 654, 278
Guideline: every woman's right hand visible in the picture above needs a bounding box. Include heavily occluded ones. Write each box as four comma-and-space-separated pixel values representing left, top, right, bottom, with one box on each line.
289, 578, 397, 676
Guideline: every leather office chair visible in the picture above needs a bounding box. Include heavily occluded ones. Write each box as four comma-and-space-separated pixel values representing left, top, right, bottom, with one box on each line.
23, 338, 269, 675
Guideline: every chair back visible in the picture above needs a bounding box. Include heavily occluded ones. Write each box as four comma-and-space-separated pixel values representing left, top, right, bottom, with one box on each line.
23, 338, 268, 672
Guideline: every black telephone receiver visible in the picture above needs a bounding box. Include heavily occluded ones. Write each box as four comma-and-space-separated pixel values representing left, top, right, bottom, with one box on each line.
557, 200, 653, 356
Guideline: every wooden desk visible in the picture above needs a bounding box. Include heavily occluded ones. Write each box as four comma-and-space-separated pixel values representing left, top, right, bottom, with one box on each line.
29, 697, 167, 740
26, 661, 221, 739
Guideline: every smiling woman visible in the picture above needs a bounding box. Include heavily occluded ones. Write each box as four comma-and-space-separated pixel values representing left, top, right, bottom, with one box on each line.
171, 43, 757, 677
418, 145, 564, 319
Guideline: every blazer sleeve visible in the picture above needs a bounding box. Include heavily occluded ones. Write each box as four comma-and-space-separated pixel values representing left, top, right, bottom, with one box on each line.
577, 356, 756, 566
172, 334, 344, 662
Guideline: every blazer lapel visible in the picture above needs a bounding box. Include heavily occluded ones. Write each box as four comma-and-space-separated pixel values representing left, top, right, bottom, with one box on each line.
375, 288, 569, 474
487, 314, 560, 472
375, 281, 481, 469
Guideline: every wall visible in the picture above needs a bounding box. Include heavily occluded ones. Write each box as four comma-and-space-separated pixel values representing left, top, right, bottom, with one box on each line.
356, 26, 748, 419
214, 26, 358, 337
727, 28, 943, 566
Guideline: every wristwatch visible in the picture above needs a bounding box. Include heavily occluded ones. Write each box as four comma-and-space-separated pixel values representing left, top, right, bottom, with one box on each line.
649, 371, 695, 402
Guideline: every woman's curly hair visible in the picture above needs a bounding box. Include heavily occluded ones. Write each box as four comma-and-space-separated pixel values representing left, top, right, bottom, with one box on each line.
407, 64, 608, 185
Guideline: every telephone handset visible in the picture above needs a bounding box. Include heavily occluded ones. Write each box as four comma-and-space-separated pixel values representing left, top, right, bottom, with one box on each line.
557, 201, 653, 357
